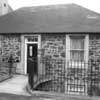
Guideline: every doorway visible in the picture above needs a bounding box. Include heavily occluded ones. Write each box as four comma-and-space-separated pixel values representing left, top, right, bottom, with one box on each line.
27, 44, 38, 77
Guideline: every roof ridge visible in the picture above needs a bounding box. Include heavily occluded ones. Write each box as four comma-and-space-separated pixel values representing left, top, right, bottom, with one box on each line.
15, 3, 100, 16
16, 3, 77, 10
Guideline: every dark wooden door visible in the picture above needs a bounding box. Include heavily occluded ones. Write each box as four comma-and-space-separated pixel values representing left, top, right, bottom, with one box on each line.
27, 44, 38, 75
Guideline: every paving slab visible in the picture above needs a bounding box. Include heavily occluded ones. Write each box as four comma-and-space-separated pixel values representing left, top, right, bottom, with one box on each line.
0, 75, 100, 100
0, 75, 30, 96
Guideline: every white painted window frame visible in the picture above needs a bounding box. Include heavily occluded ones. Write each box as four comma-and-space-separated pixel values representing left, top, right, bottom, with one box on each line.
66, 34, 89, 64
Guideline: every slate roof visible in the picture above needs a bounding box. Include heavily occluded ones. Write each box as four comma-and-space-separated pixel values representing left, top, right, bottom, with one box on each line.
0, 3, 100, 33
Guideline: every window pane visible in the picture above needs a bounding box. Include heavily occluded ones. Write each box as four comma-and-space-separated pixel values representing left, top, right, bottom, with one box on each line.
70, 51, 84, 61
70, 36, 85, 62
27, 36, 38, 42
70, 37, 84, 50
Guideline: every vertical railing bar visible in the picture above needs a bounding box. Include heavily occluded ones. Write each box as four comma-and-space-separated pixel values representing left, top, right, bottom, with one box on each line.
47, 58, 49, 92
67, 60, 68, 92
72, 59, 76, 91
90, 60, 92, 97
77, 60, 78, 93
80, 60, 82, 93
76, 60, 77, 93
84, 61, 86, 94
53, 58, 54, 92
70, 61, 72, 92
83, 61, 85, 94
64, 59, 65, 93
50, 58, 51, 92
83, 59, 84, 94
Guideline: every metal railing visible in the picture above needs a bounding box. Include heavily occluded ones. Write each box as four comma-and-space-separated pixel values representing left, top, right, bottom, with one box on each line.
0, 56, 15, 82
28, 58, 100, 97
87, 60, 100, 96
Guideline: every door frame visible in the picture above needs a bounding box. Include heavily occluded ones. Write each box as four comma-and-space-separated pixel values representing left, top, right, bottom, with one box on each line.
24, 35, 41, 74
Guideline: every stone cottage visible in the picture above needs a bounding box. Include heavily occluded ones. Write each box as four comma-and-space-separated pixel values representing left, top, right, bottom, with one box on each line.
0, 3, 100, 95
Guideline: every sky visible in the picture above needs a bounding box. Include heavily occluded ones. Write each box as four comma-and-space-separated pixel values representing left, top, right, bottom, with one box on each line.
9, 0, 100, 13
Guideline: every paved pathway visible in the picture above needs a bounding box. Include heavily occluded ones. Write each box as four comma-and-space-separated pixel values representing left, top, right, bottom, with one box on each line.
0, 75, 30, 96
0, 75, 99, 100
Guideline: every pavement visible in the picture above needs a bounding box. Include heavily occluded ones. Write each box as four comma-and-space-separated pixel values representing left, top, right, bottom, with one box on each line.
0, 75, 99, 100
0, 93, 40, 100
0, 75, 57, 100
0, 75, 30, 96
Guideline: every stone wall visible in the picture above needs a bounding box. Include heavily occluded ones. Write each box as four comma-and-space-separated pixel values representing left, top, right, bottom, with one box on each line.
89, 35, 100, 61
41, 34, 65, 92
1, 35, 21, 74
89, 35, 100, 96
